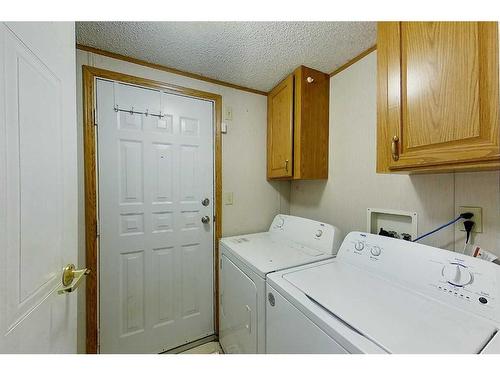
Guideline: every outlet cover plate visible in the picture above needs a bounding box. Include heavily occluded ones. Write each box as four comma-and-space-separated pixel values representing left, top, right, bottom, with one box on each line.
458, 206, 482, 233
224, 192, 234, 205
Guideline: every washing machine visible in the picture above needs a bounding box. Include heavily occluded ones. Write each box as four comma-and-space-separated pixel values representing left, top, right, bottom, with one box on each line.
218, 214, 342, 353
266, 232, 500, 354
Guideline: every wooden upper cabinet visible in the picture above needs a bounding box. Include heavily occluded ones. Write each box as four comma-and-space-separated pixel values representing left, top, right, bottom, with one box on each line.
377, 22, 500, 173
268, 74, 294, 178
267, 66, 329, 180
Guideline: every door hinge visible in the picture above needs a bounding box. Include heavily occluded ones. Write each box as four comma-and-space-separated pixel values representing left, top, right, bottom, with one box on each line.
93, 108, 97, 127
96, 218, 100, 237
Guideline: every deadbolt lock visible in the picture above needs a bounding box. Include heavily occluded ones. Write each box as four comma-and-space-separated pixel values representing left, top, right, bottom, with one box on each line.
202, 198, 210, 206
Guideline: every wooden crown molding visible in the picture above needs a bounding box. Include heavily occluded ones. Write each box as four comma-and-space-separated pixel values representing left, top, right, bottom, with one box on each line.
76, 43, 268, 96
329, 44, 377, 77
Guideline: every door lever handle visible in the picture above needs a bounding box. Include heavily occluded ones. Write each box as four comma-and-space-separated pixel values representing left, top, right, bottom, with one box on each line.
57, 264, 90, 295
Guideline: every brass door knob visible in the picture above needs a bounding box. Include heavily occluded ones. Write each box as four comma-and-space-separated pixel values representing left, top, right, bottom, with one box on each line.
58, 264, 90, 295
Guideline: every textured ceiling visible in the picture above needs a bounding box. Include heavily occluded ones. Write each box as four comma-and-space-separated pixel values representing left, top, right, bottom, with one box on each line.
76, 22, 376, 92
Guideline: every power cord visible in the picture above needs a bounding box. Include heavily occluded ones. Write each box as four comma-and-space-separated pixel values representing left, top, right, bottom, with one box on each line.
413, 212, 474, 243
462, 220, 475, 254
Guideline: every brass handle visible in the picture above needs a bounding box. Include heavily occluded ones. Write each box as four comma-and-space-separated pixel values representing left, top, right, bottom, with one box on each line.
391, 135, 400, 161
284, 159, 289, 172
58, 264, 90, 295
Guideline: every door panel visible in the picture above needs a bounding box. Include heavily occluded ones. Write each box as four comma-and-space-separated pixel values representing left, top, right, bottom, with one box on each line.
98, 80, 214, 353
267, 75, 294, 178
378, 22, 499, 171
152, 247, 175, 326
120, 250, 145, 336
0, 22, 77, 353
402, 22, 480, 149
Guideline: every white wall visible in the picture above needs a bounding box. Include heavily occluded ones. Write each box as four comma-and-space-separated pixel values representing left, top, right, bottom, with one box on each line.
75, 50, 290, 353
290, 51, 500, 255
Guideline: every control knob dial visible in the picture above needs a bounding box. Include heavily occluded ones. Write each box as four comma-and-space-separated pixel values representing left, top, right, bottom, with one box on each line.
370, 246, 382, 256
442, 263, 472, 287
354, 241, 364, 251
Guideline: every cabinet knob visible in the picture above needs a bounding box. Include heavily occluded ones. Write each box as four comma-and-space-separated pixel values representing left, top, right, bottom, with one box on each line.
391, 135, 400, 161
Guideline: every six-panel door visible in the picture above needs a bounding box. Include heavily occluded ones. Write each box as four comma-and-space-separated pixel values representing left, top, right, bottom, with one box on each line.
97, 80, 214, 353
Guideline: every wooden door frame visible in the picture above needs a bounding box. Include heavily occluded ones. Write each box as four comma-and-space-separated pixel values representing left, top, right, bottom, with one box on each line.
82, 65, 222, 354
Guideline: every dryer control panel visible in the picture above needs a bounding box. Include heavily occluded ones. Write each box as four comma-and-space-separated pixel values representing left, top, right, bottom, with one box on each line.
269, 215, 342, 255
338, 232, 500, 324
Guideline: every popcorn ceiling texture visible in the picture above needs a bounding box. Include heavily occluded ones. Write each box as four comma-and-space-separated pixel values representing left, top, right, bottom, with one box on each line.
76, 22, 376, 92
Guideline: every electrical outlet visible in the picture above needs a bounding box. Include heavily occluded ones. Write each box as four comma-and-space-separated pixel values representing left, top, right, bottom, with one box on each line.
458, 206, 482, 233
224, 192, 234, 205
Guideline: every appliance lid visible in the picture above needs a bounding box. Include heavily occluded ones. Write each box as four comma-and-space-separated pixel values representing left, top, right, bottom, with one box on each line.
283, 261, 498, 354
220, 232, 329, 277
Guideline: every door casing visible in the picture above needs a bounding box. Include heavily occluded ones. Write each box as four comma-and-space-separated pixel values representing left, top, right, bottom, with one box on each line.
82, 66, 222, 354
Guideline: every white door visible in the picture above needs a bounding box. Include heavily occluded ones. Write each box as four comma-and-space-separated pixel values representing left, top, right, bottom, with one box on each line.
97, 80, 214, 353
0, 22, 78, 353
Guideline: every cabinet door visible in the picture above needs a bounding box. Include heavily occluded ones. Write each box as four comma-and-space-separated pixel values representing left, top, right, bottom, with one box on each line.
378, 22, 499, 172
267, 74, 294, 178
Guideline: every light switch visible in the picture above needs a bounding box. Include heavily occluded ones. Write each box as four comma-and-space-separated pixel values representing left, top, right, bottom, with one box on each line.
224, 192, 234, 205
224, 106, 233, 121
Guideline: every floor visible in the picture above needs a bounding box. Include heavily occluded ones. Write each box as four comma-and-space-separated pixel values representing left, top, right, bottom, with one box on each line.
180, 341, 223, 354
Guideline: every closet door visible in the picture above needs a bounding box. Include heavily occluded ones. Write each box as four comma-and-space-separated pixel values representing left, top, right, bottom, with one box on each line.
0, 22, 78, 354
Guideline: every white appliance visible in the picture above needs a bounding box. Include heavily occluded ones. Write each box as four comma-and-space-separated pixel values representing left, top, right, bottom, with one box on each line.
266, 232, 500, 354
219, 214, 342, 353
